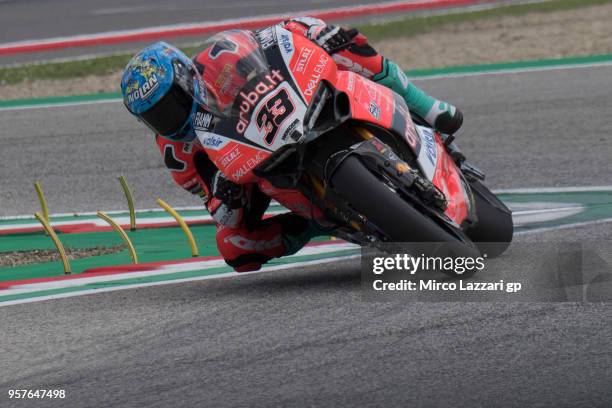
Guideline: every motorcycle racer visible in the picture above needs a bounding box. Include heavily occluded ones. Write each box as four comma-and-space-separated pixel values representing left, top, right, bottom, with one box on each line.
121, 17, 464, 272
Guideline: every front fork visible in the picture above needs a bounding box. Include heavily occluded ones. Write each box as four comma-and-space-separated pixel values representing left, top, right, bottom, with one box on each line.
303, 127, 450, 243
323, 127, 448, 212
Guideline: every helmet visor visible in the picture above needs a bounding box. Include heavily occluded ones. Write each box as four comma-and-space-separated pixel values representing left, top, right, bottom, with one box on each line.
139, 81, 193, 137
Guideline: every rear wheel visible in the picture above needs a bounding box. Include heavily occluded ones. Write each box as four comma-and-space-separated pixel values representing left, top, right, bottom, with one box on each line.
330, 155, 480, 259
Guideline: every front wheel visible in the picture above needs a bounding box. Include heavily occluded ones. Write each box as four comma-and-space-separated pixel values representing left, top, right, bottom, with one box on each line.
465, 179, 513, 258
330, 155, 480, 259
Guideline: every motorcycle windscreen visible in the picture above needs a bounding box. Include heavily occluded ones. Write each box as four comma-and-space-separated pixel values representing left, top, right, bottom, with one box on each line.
200, 28, 310, 151
199, 29, 269, 117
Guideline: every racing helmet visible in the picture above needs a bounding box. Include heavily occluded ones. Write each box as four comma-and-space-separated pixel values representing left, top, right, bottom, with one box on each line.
121, 41, 208, 141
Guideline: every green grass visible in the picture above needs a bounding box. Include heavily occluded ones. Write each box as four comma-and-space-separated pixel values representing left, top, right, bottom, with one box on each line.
0, 45, 202, 87
0, 0, 610, 86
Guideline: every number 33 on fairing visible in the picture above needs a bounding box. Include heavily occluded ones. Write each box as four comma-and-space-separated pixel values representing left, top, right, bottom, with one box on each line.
244, 82, 306, 150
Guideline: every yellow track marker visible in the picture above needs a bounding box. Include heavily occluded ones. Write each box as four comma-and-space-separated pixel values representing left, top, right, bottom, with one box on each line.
118, 176, 137, 231
34, 212, 71, 275
34, 182, 50, 224
96, 211, 138, 264
156, 198, 199, 257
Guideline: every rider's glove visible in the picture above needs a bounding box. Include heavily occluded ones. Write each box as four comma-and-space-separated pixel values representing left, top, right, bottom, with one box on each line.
211, 171, 244, 205
314, 25, 359, 54
208, 171, 246, 228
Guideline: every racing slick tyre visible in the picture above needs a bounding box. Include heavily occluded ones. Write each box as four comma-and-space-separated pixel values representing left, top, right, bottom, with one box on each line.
330, 155, 481, 260
465, 179, 513, 258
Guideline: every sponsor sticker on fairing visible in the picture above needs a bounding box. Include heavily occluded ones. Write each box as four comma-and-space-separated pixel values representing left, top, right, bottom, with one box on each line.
231, 150, 267, 180
304, 53, 329, 96
195, 131, 230, 151
404, 124, 419, 152
293, 47, 314, 73
279, 33, 293, 53
281, 119, 302, 141
414, 125, 438, 180
369, 101, 381, 120
255, 27, 276, 50
235, 70, 285, 134
193, 110, 213, 131
218, 146, 242, 169
242, 82, 307, 151
201, 135, 224, 149
422, 129, 437, 166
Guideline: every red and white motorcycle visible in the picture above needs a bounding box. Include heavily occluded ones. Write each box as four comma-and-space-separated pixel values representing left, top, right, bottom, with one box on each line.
194, 27, 513, 259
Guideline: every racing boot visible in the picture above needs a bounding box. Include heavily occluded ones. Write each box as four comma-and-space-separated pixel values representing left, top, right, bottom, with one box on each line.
276, 213, 326, 256
372, 58, 463, 134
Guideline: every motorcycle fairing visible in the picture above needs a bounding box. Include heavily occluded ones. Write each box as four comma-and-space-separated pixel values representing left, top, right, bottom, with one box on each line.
390, 92, 422, 158
258, 179, 325, 219
197, 28, 338, 184
274, 26, 338, 105
196, 27, 471, 225
429, 128, 469, 224
334, 71, 395, 130
414, 125, 438, 180
195, 129, 272, 184
333, 71, 470, 226
241, 81, 308, 152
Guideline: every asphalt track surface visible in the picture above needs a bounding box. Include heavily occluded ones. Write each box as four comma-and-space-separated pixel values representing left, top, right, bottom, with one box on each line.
2, 66, 612, 407
0, 0, 388, 64
0, 0, 389, 43
0, 0, 515, 65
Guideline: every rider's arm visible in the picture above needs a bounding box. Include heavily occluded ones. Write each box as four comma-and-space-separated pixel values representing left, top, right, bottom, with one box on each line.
155, 135, 209, 199
155, 136, 312, 272
281, 17, 463, 134
155, 135, 245, 228
281, 16, 383, 78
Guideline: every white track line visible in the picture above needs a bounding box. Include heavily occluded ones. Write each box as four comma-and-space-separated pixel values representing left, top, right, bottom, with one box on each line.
0, 98, 122, 111
511, 206, 584, 215
515, 217, 612, 235
6, 216, 612, 307
0, 0, 493, 49
0, 202, 283, 221
412, 61, 612, 81
0, 254, 360, 307
1, 184, 610, 306
2, 242, 357, 295
495, 186, 612, 194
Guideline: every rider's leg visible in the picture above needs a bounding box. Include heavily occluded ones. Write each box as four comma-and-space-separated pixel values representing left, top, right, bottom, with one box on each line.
372, 58, 463, 135
333, 34, 463, 134
215, 222, 284, 272
215, 213, 321, 272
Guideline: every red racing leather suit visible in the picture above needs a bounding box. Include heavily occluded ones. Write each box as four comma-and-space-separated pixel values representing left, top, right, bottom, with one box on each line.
156, 17, 385, 272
